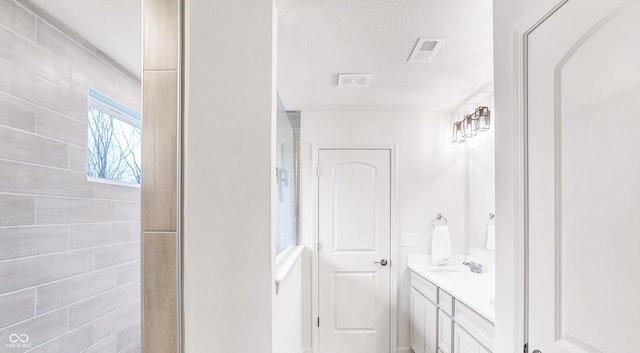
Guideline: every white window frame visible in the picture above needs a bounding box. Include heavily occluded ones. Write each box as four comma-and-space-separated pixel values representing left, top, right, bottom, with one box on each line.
86, 88, 142, 186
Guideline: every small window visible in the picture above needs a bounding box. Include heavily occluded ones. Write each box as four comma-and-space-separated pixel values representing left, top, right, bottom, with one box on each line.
87, 89, 142, 185
275, 95, 300, 259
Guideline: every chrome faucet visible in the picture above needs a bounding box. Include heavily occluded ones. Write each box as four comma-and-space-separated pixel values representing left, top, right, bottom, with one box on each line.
463, 261, 485, 274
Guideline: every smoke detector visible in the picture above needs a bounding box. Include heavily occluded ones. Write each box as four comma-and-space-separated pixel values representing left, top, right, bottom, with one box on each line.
407, 38, 445, 63
337, 73, 373, 88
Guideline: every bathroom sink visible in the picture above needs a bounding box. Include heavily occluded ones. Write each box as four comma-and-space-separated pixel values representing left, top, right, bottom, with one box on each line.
429, 265, 469, 274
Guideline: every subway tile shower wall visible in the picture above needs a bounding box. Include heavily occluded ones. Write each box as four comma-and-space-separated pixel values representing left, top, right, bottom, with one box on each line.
0, 1, 142, 352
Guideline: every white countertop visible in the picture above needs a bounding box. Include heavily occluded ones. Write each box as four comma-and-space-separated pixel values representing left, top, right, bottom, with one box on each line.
408, 254, 495, 323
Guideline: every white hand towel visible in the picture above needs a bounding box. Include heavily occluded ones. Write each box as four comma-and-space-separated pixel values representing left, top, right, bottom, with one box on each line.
486, 223, 496, 251
431, 225, 452, 265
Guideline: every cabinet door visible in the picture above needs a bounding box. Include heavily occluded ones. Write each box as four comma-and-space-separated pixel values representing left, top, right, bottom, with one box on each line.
411, 288, 426, 353
411, 288, 438, 353
424, 297, 437, 353
437, 310, 453, 353
454, 327, 490, 353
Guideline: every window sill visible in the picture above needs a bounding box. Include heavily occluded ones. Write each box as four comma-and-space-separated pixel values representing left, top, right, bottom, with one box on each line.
87, 176, 141, 188
275, 245, 304, 295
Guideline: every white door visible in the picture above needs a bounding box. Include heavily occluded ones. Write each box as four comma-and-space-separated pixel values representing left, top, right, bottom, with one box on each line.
317, 149, 391, 353
527, 1, 640, 352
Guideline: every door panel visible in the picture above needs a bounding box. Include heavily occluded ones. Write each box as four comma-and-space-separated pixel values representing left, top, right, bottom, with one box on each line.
318, 149, 391, 353
333, 272, 377, 330
333, 163, 378, 252
527, 1, 640, 352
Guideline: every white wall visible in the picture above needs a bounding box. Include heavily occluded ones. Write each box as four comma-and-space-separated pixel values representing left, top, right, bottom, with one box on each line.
182, 0, 276, 352
273, 251, 303, 353
493, 0, 543, 352
299, 110, 469, 350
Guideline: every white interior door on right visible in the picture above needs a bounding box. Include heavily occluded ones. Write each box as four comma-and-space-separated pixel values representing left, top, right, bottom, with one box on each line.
527, 1, 640, 353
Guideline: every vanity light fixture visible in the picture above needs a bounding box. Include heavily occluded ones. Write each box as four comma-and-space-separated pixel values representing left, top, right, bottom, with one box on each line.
476, 106, 491, 131
452, 121, 465, 143
451, 107, 491, 143
462, 114, 477, 138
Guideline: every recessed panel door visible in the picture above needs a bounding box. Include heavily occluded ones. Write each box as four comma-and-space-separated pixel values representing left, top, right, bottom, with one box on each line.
318, 149, 391, 353
527, 1, 640, 352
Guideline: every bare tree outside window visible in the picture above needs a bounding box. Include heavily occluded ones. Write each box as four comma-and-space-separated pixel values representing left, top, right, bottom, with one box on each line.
87, 107, 142, 184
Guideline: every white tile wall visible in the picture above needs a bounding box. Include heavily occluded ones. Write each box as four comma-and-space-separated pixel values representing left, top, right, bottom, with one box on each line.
0, 1, 141, 352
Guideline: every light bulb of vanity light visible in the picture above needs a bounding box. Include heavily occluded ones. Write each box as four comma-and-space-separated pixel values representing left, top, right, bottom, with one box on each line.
476, 106, 491, 131
462, 114, 477, 138
452, 121, 465, 143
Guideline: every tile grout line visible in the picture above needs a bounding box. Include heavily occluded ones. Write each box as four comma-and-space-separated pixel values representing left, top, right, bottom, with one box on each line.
0, 20, 36, 45
12, 271, 139, 319
0, 240, 140, 263
33, 8, 37, 44
0, 122, 88, 148
0, 252, 140, 298
33, 287, 37, 320
33, 195, 38, 226
0, 190, 141, 202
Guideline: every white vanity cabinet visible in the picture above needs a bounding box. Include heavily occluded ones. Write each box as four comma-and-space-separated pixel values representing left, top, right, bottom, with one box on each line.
410, 271, 494, 353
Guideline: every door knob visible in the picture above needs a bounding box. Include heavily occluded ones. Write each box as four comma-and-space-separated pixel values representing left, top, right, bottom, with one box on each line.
532, 350, 541, 353
374, 259, 388, 266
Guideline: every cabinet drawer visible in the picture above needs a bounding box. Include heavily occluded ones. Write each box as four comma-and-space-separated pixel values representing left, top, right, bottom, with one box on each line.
411, 272, 437, 303
438, 289, 454, 316
454, 326, 492, 353
455, 301, 494, 351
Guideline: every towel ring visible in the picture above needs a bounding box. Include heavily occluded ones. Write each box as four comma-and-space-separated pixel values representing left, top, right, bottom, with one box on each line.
430, 213, 448, 227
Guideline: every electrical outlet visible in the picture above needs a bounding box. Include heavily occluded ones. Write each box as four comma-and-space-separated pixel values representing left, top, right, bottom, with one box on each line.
400, 233, 418, 247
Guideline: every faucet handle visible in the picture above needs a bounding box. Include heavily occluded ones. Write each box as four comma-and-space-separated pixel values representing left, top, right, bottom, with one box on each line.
463, 261, 485, 273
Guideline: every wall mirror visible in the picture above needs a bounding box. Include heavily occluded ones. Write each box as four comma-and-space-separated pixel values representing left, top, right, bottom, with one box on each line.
467, 128, 496, 251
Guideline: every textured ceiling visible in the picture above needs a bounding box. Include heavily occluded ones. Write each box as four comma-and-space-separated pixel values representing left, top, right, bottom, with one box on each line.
276, 0, 494, 111
28, 0, 491, 111
29, 0, 142, 77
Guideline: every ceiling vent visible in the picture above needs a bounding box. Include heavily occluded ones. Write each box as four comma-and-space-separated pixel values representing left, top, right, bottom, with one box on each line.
407, 38, 445, 63
337, 73, 373, 88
